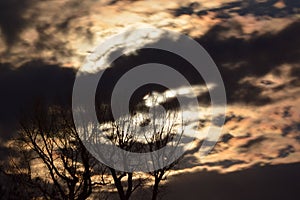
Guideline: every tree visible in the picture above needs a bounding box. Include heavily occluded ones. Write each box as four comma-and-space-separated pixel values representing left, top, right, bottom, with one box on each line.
16, 104, 106, 200
144, 107, 183, 200
9, 95, 183, 200
97, 92, 183, 200
99, 115, 143, 200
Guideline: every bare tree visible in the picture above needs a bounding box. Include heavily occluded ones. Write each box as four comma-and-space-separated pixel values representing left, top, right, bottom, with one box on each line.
145, 109, 183, 200
103, 116, 143, 200
99, 95, 183, 200
16, 104, 106, 200
10, 96, 183, 200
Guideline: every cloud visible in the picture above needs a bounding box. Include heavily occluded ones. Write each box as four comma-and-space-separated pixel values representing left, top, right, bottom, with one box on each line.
0, 60, 75, 139
0, 0, 34, 46
196, 21, 300, 104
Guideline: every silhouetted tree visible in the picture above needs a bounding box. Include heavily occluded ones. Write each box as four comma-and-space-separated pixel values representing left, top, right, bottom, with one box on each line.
145, 109, 183, 200
104, 116, 143, 200
9, 96, 183, 200
15, 104, 106, 200
100, 93, 183, 200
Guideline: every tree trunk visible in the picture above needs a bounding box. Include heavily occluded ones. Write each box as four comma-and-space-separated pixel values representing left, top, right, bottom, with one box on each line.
110, 168, 126, 200
151, 179, 159, 200
125, 173, 133, 199
68, 182, 76, 200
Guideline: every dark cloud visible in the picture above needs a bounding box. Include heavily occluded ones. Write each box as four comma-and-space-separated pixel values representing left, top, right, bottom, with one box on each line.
196, 21, 300, 105
1, 20, 299, 138
0, 60, 75, 140
0, 0, 34, 46
173, 0, 300, 18
166, 162, 300, 200
95, 47, 207, 119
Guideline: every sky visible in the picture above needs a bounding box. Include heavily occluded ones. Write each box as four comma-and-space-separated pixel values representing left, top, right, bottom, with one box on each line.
0, 0, 300, 199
